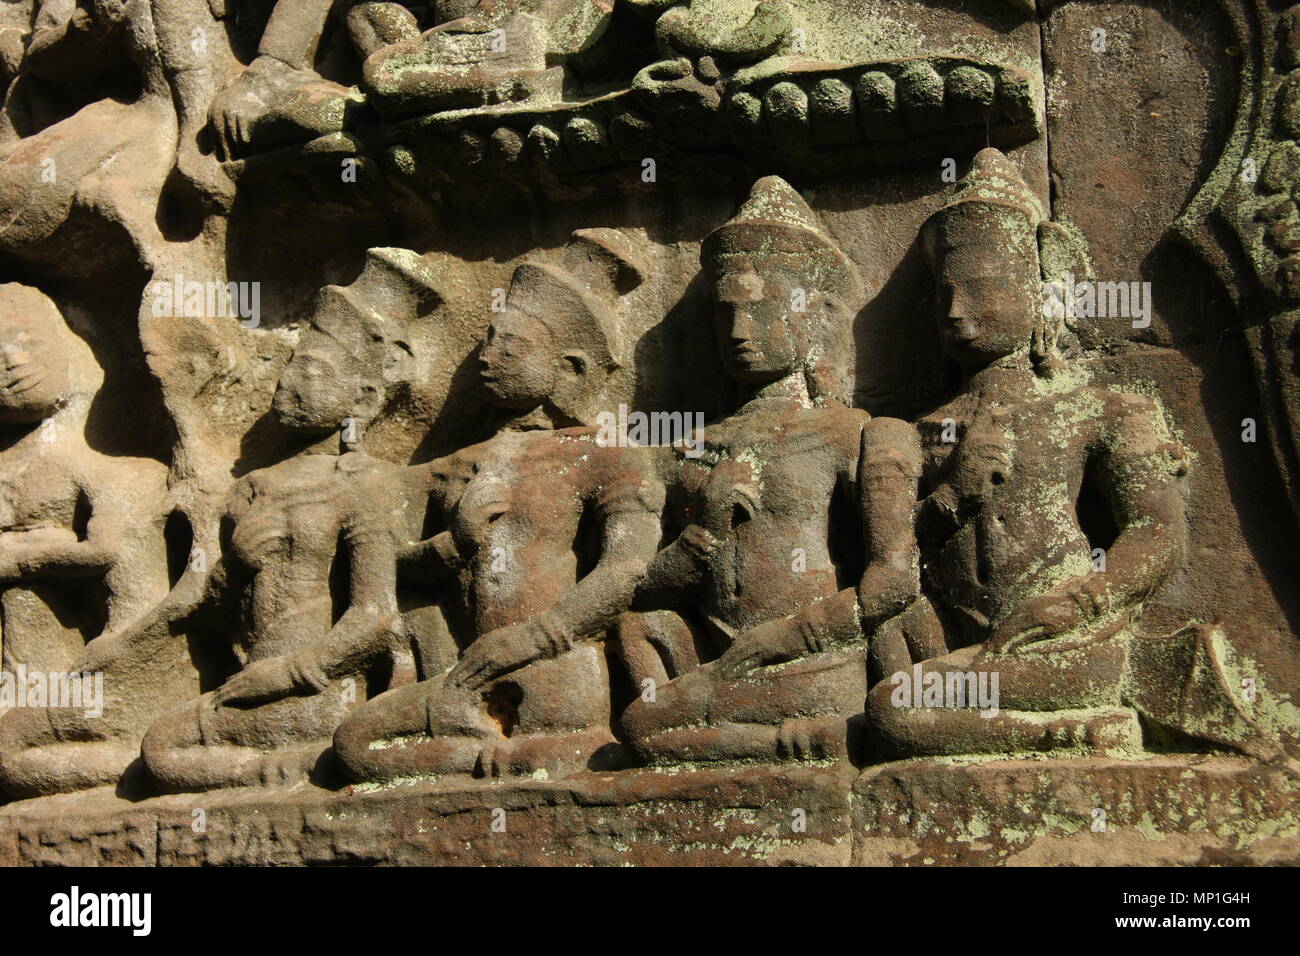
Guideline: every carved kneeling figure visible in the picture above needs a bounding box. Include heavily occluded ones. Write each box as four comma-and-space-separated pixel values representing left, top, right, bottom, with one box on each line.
139, 260, 422, 792
868, 149, 1295, 771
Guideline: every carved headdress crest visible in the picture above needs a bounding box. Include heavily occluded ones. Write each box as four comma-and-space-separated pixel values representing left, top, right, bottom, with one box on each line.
931, 147, 1045, 228
508, 228, 646, 376
702, 175, 860, 299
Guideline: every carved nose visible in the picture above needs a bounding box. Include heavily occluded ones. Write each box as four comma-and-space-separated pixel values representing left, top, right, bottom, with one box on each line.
730, 309, 756, 335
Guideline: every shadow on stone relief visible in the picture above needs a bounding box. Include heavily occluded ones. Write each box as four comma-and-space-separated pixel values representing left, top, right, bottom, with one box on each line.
0, 0, 1295, 866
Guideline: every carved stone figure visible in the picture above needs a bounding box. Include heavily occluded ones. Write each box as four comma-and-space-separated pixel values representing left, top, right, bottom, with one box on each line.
867, 149, 1295, 773
616, 176, 924, 766
137, 252, 428, 792
361, 0, 620, 119
208, 0, 645, 160
0, 0, 230, 275
333, 229, 664, 782
0, 284, 167, 679
0, 285, 170, 797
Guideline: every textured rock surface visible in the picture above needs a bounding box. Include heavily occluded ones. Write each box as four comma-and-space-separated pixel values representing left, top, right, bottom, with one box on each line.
0, 0, 1297, 866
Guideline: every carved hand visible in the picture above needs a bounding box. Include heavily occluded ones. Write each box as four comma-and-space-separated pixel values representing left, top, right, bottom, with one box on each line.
208, 56, 295, 160
714, 616, 802, 678
985, 574, 1111, 654
449, 618, 556, 690
210, 657, 300, 709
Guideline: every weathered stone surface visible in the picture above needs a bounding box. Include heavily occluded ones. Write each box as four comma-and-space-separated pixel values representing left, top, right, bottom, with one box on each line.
853, 756, 1300, 867
0, 767, 855, 866
0, 0, 1296, 867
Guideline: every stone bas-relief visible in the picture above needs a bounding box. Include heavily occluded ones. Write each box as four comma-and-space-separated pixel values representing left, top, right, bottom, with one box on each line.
0, 0, 1296, 866
334, 229, 663, 782
616, 176, 926, 767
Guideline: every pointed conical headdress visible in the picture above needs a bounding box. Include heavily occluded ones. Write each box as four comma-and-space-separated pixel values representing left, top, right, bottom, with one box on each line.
929, 147, 1044, 234
507, 228, 646, 374
312, 248, 439, 384
702, 176, 859, 297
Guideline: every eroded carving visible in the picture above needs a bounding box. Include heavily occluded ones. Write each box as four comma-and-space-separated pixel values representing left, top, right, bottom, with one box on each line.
0, 0, 1293, 868
334, 229, 663, 782
617, 176, 923, 766
138, 251, 430, 792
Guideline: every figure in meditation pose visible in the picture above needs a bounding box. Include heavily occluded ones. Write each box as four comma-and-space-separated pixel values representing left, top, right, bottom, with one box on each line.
616, 176, 924, 766
138, 256, 422, 792
868, 148, 1295, 769
0, 284, 169, 797
333, 229, 664, 782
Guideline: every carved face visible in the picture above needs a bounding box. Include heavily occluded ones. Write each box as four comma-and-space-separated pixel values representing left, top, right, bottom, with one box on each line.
712, 257, 804, 384
478, 306, 560, 409
0, 321, 70, 424
932, 211, 1040, 371
272, 325, 366, 433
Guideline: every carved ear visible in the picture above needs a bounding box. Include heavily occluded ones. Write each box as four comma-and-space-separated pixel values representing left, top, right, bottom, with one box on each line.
1037, 220, 1092, 283
561, 350, 591, 380
1036, 219, 1095, 354
382, 337, 416, 384
352, 382, 384, 425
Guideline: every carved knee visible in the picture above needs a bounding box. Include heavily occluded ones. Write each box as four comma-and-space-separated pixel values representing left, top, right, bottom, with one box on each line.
139, 709, 198, 791
332, 709, 378, 782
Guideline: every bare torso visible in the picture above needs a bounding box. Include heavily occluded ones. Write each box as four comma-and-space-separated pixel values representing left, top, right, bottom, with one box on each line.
677, 399, 868, 638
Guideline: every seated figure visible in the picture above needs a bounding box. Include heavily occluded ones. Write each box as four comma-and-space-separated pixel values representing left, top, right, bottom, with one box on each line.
137, 254, 425, 793
0, 284, 169, 797
616, 175, 925, 766
333, 229, 664, 782
0, 283, 168, 676
868, 148, 1296, 771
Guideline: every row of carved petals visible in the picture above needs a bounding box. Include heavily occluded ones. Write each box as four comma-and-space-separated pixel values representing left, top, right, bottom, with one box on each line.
1259, 5, 1300, 298
727, 60, 1037, 151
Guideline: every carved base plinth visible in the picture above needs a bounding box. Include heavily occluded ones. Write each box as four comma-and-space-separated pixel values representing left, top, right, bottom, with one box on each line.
853, 755, 1300, 866
1, 757, 1294, 866
0, 766, 857, 866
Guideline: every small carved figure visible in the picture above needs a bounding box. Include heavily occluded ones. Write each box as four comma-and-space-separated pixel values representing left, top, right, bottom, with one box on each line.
0, 0, 230, 272
0, 284, 168, 677
208, 0, 635, 159
362, 0, 570, 119
617, 176, 924, 766
334, 229, 664, 782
